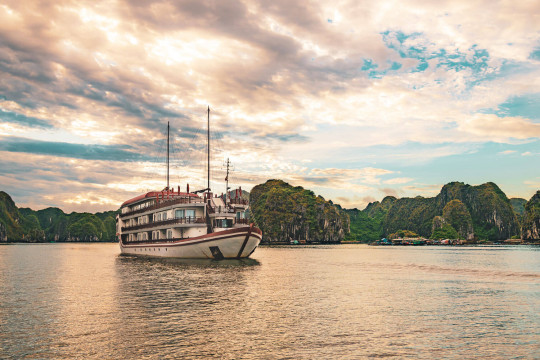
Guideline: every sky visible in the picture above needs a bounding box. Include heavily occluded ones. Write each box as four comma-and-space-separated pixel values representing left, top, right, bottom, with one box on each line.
1, 0, 539, 212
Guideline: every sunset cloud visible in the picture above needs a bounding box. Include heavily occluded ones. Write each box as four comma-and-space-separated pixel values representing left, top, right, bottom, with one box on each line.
0, 0, 539, 211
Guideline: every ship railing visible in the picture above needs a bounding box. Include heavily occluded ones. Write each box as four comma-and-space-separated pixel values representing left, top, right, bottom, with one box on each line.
236, 218, 250, 225
120, 197, 204, 218
121, 216, 205, 232
212, 205, 237, 215
229, 198, 249, 205
212, 211, 237, 217
122, 237, 195, 245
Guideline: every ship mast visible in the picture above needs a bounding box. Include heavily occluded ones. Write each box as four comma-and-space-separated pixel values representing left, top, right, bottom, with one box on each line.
167, 121, 170, 189
225, 158, 230, 203
207, 106, 210, 192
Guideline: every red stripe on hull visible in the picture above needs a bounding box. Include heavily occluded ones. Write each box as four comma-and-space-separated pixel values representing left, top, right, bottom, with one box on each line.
120, 226, 262, 248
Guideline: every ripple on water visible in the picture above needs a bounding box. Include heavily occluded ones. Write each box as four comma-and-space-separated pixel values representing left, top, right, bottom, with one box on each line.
0, 243, 539, 359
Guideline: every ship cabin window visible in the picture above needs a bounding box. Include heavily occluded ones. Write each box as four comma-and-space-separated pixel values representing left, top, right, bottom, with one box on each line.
163, 212, 168, 221
167, 230, 173, 239
156, 213, 162, 221
215, 219, 233, 228
185, 209, 195, 219
175, 209, 184, 218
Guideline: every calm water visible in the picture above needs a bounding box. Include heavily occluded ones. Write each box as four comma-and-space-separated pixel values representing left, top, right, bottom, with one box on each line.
0, 244, 539, 359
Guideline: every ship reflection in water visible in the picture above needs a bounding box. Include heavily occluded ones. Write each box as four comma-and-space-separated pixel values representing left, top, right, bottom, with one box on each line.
0, 243, 539, 359
118, 253, 261, 267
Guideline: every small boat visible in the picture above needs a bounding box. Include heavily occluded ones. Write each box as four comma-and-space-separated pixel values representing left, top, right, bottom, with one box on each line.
116, 107, 262, 259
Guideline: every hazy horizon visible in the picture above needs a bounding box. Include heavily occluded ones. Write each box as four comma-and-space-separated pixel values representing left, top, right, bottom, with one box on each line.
1, 0, 539, 212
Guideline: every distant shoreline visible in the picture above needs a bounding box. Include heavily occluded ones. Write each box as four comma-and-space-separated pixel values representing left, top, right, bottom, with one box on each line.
2, 241, 539, 246
0, 241, 118, 245
261, 241, 540, 246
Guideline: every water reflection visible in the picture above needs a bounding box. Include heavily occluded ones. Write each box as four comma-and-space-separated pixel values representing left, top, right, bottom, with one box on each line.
112, 252, 262, 359
1, 244, 539, 359
117, 254, 261, 268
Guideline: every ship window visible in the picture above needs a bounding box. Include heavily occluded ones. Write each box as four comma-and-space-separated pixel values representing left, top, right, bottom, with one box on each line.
175, 209, 185, 218
167, 230, 172, 239
185, 209, 195, 219
163, 212, 167, 220
216, 219, 233, 228
157, 213, 161, 221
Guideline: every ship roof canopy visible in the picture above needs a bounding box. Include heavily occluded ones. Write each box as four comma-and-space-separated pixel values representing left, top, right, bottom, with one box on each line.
121, 191, 199, 207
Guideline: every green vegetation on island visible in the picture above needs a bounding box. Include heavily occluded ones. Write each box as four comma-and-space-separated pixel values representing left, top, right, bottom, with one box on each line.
1, 181, 538, 244
343, 196, 395, 242
0, 191, 117, 242
250, 180, 349, 243
521, 191, 540, 241
510, 198, 527, 219
383, 182, 520, 242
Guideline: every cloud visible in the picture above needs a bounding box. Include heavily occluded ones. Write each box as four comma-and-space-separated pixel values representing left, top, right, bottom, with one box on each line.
380, 188, 399, 197
458, 113, 540, 141
0, 0, 539, 210
499, 150, 516, 155
524, 179, 540, 189
402, 183, 442, 196
336, 195, 377, 210
0, 109, 53, 129
0, 136, 143, 161
384, 177, 413, 184
311, 167, 393, 182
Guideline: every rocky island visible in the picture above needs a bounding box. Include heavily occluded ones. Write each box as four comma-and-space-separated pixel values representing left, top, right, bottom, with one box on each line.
1, 183, 539, 244
0, 191, 116, 242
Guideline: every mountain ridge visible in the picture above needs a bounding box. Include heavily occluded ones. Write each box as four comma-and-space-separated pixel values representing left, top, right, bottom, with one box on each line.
1, 182, 539, 243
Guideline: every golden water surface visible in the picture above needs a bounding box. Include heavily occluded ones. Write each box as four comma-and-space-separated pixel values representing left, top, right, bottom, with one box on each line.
0, 243, 539, 359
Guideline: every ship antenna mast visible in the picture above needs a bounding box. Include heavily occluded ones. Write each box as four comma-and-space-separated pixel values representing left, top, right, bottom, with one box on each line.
225, 158, 230, 203
167, 121, 170, 190
207, 106, 210, 192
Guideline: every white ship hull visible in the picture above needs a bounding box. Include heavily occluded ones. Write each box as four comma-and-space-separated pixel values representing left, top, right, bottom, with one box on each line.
119, 226, 262, 259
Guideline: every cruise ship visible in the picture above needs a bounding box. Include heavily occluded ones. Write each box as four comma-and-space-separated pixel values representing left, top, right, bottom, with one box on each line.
116, 107, 262, 259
